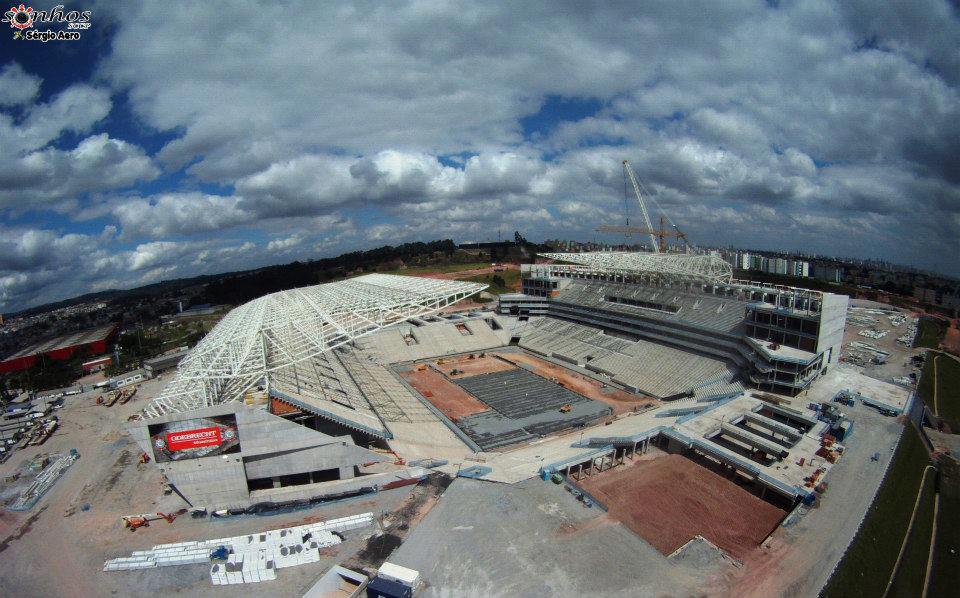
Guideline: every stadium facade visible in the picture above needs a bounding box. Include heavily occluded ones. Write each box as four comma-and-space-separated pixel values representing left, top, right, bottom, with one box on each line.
498, 253, 847, 398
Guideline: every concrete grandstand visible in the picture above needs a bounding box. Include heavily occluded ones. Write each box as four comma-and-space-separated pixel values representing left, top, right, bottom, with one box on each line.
500, 257, 847, 398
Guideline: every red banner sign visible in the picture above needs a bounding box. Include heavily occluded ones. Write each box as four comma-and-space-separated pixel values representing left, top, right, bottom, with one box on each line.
166, 426, 222, 451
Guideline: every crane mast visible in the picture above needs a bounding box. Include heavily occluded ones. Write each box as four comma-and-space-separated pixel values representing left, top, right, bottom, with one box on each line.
595, 159, 689, 253
621, 160, 659, 253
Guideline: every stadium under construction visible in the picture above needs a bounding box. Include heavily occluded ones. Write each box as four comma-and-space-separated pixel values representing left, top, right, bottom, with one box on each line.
95, 238, 922, 596
126, 248, 866, 513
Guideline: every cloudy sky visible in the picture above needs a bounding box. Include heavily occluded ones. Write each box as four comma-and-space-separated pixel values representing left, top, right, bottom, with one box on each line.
1, 1, 958, 312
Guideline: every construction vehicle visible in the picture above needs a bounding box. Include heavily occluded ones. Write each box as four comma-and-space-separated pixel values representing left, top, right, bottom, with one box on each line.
596, 159, 688, 253
122, 509, 187, 531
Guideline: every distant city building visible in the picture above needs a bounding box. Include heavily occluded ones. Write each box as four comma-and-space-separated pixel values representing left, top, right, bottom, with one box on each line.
775, 258, 788, 275
813, 265, 842, 283
788, 260, 810, 278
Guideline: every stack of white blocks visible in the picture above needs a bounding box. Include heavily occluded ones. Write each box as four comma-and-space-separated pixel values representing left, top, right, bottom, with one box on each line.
103, 512, 375, 585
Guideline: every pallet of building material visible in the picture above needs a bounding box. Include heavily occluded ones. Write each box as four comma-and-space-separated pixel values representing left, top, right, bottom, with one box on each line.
105, 513, 372, 583
6, 451, 79, 511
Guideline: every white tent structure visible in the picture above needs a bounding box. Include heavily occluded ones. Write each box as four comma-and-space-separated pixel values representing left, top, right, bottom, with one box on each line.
538, 252, 733, 284
143, 274, 485, 419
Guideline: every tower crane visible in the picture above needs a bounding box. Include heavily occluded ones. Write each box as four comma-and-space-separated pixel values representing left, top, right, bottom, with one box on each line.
596, 160, 688, 253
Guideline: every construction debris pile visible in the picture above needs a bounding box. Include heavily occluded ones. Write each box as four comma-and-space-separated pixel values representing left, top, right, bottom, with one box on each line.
845, 307, 917, 347
897, 319, 919, 346
103, 512, 374, 586
5, 450, 80, 511
843, 340, 891, 366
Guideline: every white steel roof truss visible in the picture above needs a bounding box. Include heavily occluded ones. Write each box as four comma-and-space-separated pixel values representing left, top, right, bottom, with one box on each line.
143, 274, 485, 417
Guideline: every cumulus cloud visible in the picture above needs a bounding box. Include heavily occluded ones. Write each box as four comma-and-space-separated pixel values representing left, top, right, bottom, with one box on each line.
0, 68, 159, 215
0, 62, 41, 107
0, 83, 113, 158
0, 134, 160, 210
113, 192, 250, 239
0, 226, 266, 310
4, 1, 959, 310
266, 234, 303, 253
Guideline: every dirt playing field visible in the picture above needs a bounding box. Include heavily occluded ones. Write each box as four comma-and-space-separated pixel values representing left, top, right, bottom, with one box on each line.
399, 367, 490, 421
435, 354, 517, 378
578, 454, 786, 560
494, 351, 656, 415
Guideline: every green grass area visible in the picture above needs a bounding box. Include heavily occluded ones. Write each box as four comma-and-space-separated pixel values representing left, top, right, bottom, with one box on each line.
916, 352, 937, 411
888, 470, 937, 597
457, 269, 521, 295
929, 458, 960, 598
933, 356, 960, 433
917, 352, 960, 433
915, 318, 948, 349
821, 425, 932, 598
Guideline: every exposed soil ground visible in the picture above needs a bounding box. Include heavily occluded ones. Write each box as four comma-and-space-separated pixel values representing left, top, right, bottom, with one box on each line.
578, 454, 786, 560
0, 376, 430, 597
409, 264, 519, 281
399, 368, 490, 421
495, 351, 656, 415
434, 353, 517, 378
942, 323, 960, 354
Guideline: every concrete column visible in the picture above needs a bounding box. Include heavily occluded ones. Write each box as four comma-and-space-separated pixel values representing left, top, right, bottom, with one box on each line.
338, 466, 354, 480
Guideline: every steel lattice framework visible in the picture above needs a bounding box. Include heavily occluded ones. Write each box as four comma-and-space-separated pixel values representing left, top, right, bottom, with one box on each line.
539, 252, 733, 284
143, 274, 486, 418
